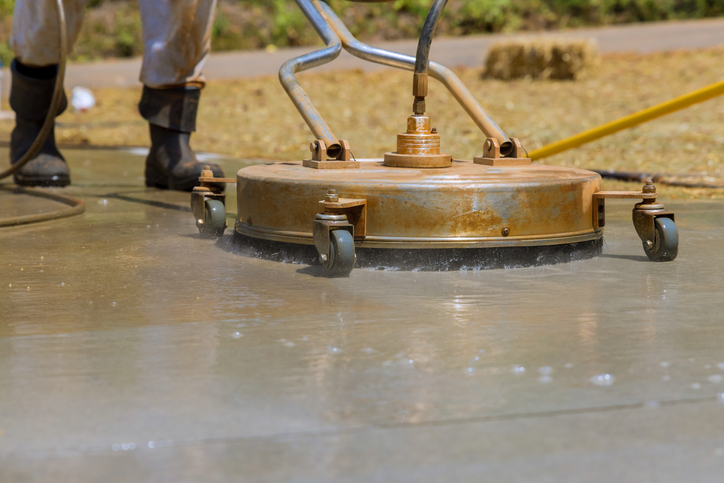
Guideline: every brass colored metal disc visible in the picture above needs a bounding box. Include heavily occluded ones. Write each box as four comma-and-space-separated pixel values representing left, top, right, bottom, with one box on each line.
383, 152, 453, 168
236, 159, 602, 249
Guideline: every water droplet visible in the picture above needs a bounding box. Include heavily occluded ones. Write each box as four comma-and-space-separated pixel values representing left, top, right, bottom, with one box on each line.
663, 375, 670, 381
360, 347, 375, 354
705, 364, 712, 369
474, 356, 479, 361
590, 374, 615, 386
715, 448, 724, 457
111, 302, 117, 307
538, 366, 552, 375
644, 400, 660, 408
148, 441, 155, 449
61, 282, 64, 286
538, 375, 552, 384
717, 363, 724, 371
718, 393, 724, 403
660, 361, 669, 368
512, 365, 525, 375
121, 443, 129, 451
710, 375, 723, 383
564, 363, 573, 368
327, 346, 341, 354
112, 444, 119, 451
283, 341, 295, 347
232, 332, 243, 339
409, 359, 414, 364
691, 382, 701, 390
467, 367, 474, 374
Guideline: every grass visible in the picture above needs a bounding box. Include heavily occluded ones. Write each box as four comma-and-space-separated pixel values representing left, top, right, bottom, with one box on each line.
1, 46, 724, 199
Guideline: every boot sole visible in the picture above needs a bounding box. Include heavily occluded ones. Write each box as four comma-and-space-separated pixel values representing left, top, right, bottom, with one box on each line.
14, 173, 70, 188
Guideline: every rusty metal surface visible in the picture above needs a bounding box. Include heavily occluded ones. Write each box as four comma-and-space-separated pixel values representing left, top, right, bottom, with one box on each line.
235, 160, 602, 248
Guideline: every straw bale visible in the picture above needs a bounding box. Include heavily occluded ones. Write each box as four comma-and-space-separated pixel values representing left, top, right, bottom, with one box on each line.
485, 37, 599, 81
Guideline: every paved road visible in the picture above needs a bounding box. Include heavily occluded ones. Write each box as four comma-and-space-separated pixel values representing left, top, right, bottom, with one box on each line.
1, 16, 723, 98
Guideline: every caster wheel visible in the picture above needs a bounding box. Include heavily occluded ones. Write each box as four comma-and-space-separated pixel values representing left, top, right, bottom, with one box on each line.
645, 217, 678, 261
199, 199, 226, 238
324, 229, 355, 277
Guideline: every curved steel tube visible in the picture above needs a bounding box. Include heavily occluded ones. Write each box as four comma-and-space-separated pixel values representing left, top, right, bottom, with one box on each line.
316, 0, 510, 148
279, 0, 343, 157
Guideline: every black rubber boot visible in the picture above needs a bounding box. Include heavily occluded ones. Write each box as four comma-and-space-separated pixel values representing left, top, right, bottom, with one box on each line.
139, 86, 224, 192
9, 60, 70, 187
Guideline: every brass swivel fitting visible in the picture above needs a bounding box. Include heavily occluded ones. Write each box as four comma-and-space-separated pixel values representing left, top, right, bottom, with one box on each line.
383, 115, 452, 168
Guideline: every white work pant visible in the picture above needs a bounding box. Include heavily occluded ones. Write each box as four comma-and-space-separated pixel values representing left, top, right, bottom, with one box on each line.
11, 0, 217, 89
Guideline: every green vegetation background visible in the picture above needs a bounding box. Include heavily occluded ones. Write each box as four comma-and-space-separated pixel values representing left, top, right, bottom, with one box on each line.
1, 0, 723, 65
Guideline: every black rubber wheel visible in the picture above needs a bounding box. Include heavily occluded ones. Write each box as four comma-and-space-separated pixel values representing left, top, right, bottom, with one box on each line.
325, 229, 355, 276
645, 217, 678, 261
199, 199, 226, 238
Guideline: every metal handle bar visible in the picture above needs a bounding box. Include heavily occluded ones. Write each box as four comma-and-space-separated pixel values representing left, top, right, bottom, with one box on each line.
279, 0, 344, 158
315, 0, 510, 148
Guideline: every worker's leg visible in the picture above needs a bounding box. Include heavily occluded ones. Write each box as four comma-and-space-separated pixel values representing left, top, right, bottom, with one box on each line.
137, 0, 225, 192
9, 0, 89, 187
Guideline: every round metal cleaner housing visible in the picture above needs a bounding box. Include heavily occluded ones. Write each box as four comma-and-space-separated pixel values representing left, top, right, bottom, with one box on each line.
235, 159, 602, 249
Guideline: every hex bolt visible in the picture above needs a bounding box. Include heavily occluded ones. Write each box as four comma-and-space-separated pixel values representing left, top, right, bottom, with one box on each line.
200, 165, 214, 179
325, 189, 339, 203
644, 240, 653, 249
320, 254, 328, 263
643, 179, 657, 194
502, 227, 510, 237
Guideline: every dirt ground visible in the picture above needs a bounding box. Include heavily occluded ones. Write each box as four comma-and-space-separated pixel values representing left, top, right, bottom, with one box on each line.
2, 46, 724, 199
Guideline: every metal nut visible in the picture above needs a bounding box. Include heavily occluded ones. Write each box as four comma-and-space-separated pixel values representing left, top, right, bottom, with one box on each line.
320, 254, 328, 262
502, 227, 510, 237
643, 179, 657, 193
325, 189, 339, 203
644, 240, 653, 249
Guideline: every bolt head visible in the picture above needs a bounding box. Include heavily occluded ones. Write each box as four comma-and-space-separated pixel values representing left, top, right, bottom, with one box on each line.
502, 227, 510, 237
644, 240, 653, 249
320, 254, 328, 263
325, 188, 339, 202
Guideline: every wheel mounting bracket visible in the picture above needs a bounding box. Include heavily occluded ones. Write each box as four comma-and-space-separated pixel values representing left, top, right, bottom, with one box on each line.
593, 179, 678, 260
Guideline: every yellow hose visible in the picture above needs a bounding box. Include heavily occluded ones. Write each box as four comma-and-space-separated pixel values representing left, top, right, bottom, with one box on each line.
528, 79, 724, 161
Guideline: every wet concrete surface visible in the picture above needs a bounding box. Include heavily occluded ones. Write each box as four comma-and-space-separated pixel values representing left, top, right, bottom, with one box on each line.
1, 148, 724, 481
